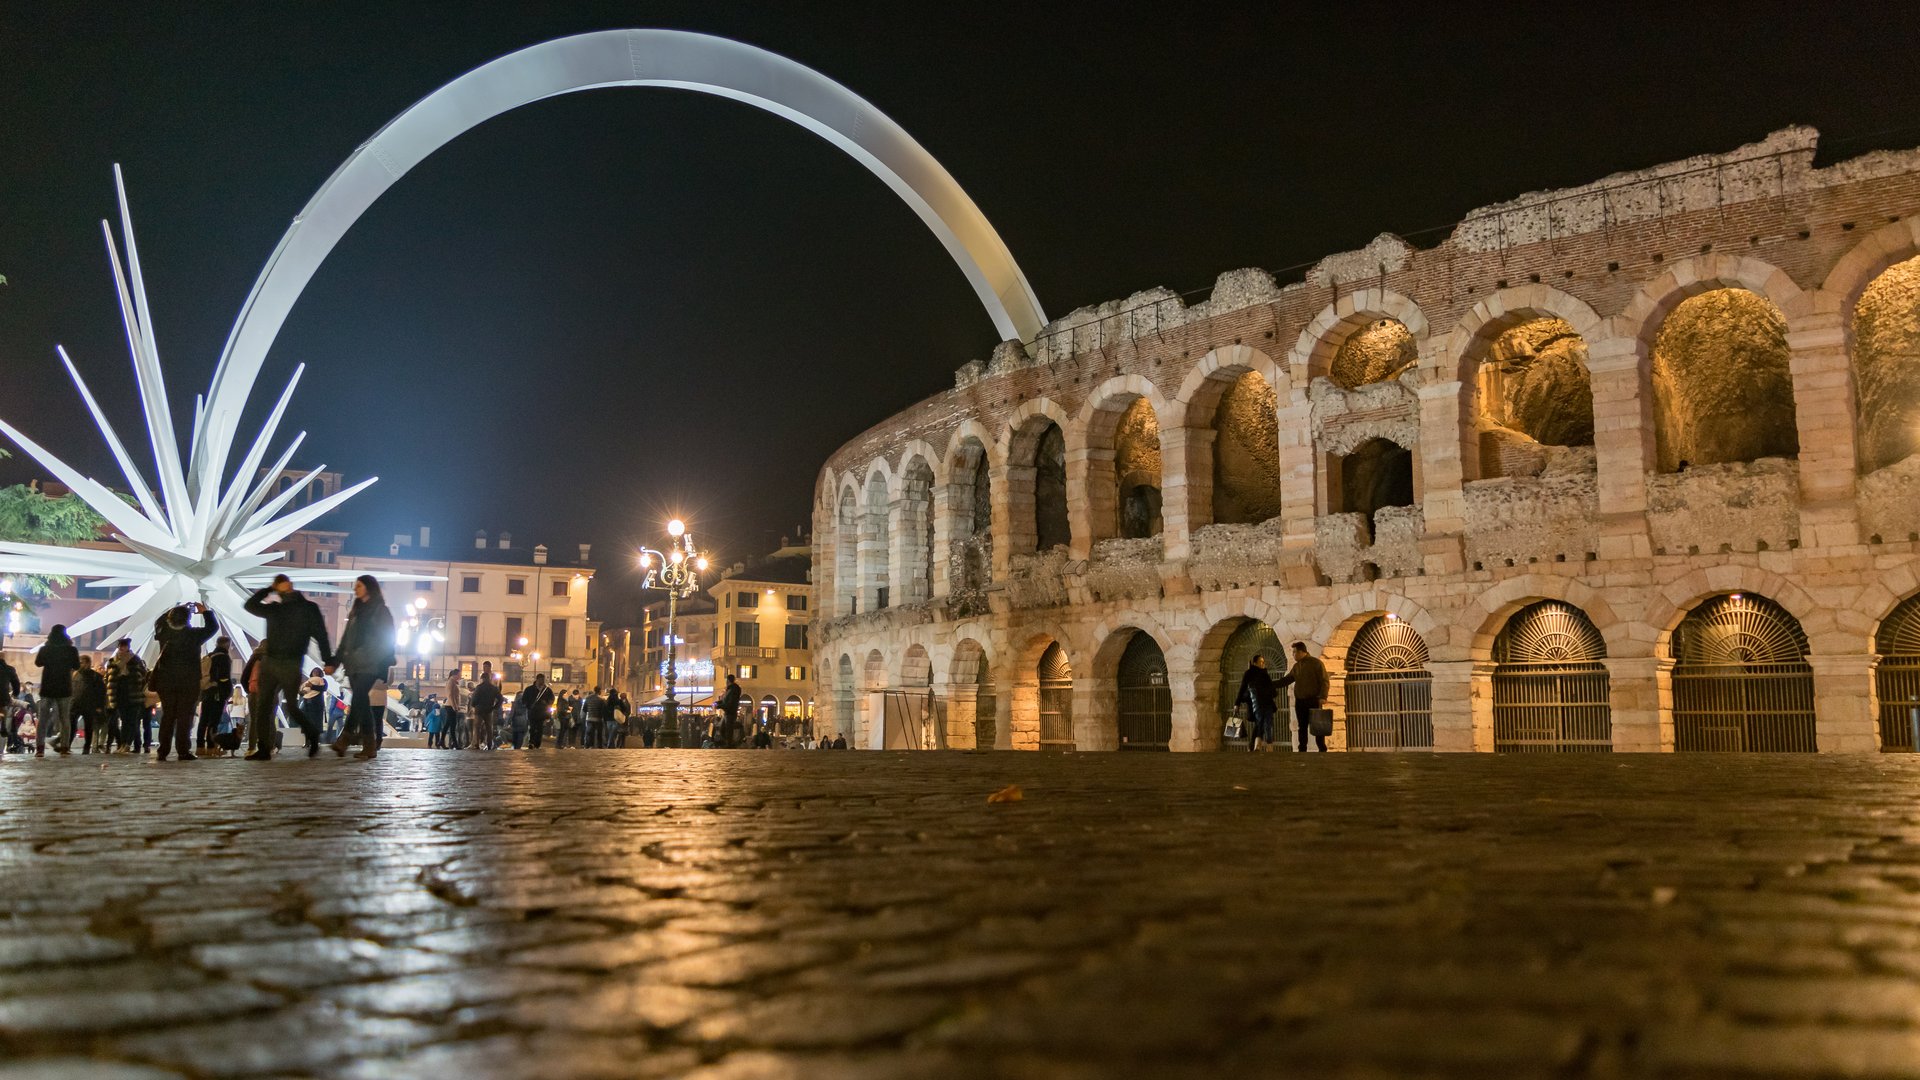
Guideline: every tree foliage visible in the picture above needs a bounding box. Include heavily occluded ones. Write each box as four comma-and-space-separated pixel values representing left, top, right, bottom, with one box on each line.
0, 448, 110, 601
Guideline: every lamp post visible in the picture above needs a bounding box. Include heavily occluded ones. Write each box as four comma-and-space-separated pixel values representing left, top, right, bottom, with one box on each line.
639, 518, 706, 748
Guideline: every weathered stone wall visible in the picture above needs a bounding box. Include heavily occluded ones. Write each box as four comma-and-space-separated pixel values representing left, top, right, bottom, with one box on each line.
814, 127, 1920, 754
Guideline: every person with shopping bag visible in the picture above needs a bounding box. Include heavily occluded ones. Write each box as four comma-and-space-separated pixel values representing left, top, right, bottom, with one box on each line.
1276, 641, 1331, 752
1231, 654, 1280, 752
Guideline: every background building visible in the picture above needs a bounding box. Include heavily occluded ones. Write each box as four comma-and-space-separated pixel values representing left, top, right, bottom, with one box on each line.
814, 127, 1920, 755
708, 537, 813, 734
334, 528, 598, 696
637, 594, 717, 712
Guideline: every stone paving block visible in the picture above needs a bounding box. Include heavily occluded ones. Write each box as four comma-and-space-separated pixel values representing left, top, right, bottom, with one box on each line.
108, 1001, 439, 1076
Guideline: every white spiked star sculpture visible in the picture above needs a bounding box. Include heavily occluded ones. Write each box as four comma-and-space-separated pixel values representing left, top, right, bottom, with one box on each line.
0, 168, 407, 656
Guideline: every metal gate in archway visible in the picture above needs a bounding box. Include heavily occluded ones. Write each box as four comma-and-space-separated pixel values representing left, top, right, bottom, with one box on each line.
1345, 616, 1434, 750
1037, 642, 1074, 752
1875, 594, 1920, 752
1116, 633, 1172, 751
1492, 601, 1612, 752
1672, 594, 1816, 752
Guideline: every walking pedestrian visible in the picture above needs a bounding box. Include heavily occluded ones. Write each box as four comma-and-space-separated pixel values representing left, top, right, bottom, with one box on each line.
423, 694, 444, 748
298, 666, 328, 745
719, 675, 743, 748
104, 639, 146, 754
1276, 641, 1331, 753
608, 690, 631, 748
579, 686, 603, 749
198, 636, 233, 755
152, 603, 216, 760
32, 625, 81, 757
243, 573, 337, 760
332, 575, 396, 761
74, 654, 106, 754
554, 690, 575, 749
443, 669, 465, 749
468, 661, 502, 750
0, 654, 21, 754
517, 673, 553, 750
1234, 654, 1280, 753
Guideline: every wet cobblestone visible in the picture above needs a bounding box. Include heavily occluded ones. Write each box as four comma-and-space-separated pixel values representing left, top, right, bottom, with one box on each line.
1, 750, 1918, 1078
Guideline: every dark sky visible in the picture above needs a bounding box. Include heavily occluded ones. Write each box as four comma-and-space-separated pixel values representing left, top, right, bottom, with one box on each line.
4, 2, 1919, 622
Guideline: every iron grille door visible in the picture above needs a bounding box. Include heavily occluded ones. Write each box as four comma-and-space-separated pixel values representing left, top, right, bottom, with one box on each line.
1116, 632, 1172, 750
1671, 594, 1815, 753
1344, 616, 1433, 750
1874, 594, 1920, 752
1218, 621, 1287, 749
1037, 642, 1074, 751
1491, 601, 1613, 752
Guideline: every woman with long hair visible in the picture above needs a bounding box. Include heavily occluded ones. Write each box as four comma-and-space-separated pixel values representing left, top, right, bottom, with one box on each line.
333, 575, 396, 760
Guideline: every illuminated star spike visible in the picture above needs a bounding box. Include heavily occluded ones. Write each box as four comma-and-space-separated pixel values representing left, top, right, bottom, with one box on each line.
0, 168, 432, 657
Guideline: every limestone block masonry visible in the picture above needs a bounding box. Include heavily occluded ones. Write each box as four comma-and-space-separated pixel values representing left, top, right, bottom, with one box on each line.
814, 126, 1920, 755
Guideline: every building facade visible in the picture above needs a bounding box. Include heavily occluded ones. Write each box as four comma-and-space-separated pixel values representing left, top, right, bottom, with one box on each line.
335, 530, 599, 696
708, 541, 814, 732
637, 595, 718, 710
813, 127, 1920, 754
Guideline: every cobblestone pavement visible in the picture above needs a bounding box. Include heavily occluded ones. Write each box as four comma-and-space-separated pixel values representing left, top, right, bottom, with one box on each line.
3, 750, 1920, 1079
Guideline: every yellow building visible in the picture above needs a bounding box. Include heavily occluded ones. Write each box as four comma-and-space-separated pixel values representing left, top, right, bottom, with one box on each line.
708, 541, 813, 734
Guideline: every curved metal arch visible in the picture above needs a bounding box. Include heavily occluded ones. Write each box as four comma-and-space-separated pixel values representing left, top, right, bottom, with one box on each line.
1348, 616, 1431, 674
198, 29, 1047, 483
1672, 594, 1809, 666
1494, 600, 1608, 665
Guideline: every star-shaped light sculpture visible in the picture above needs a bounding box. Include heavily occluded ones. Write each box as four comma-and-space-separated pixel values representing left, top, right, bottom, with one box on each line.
0, 168, 411, 656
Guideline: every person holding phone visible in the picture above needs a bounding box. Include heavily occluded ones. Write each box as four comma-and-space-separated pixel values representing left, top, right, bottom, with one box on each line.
153, 603, 217, 760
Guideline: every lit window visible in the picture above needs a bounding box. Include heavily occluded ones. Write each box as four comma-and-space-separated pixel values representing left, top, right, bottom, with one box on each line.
738, 664, 757, 680
786, 666, 806, 681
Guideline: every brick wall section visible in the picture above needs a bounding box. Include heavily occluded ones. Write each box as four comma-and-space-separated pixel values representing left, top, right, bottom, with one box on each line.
812, 127, 1920, 754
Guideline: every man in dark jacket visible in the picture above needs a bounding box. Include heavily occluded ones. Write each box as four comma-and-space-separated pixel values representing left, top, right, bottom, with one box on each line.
1276, 641, 1331, 753
198, 637, 233, 754
33, 626, 81, 756
517, 674, 554, 750
719, 675, 743, 748
73, 655, 107, 753
243, 575, 336, 760
467, 661, 502, 751
578, 687, 603, 749
1234, 654, 1281, 753
153, 604, 217, 760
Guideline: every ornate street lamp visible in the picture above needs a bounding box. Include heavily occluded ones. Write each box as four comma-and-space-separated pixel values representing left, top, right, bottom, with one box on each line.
638, 518, 707, 747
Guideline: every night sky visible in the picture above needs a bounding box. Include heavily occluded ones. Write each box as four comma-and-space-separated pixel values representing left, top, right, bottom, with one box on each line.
4, 2, 1918, 621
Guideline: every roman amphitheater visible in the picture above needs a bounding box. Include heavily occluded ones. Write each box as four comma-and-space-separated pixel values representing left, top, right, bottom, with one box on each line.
811, 127, 1920, 754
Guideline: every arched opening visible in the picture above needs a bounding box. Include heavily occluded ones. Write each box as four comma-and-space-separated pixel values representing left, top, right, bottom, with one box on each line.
885, 644, 938, 750
1329, 318, 1417, 390
1475, 317, 1596, 479
1038, 641, 1074, 751
1854, 254, 1920, 473
1010, 419, 1070, 554
1343, 615, 1433, 750
1114, 631, 1172, 751
899, 456, 935, 605
861, 649, 888, 750
950, 639, 995, 750
1217, 619, 1287, 746
1491, 601, 1612, 752
1671, 593, 1815, 752
1334, 438, 1415, 544
1211, 371, 1282, 525
1874, 592, 1920, 752
759, 695, 777, 724
1114, 399, 1164, 539
861, 473, 891, 610
783, 695, 803, 728
947, 437, 993, 598
835, 654, 855, 741
1651, 288, 1798, 472
835, 487, 858, 616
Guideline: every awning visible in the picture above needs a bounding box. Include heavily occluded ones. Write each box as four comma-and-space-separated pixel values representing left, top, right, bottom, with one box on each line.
641, 691, 715, 708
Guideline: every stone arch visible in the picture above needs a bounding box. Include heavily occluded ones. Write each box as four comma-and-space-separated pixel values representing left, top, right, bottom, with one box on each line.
896, 453, 936, 605
1313, 589, 1444, 661
1669, 591, 1817, 753
1821, 216, 1920, 315
1004, 398, 1072, 555
1196, 609, 1290, 752
1849, 253, 1920, 473
944, 421, 998, 600
1074, 375, 1172, 543
861, 648, 888, 750
1288, 288, 1429, 389
1090, 623, 1174, 751
948, 637, 996, 750
1617, 255, 1808, 473
1330, 436, 1416, 544
1325, 608, 1436, 751
834, 483, 860, 617
1446, 287, 1605, 481
900, 643, 932, 688
1464, 574, 1627, 662
1642, 565, 1829, 653
860, 469, 892, 611
1010, 628, 1075, 752
1174, 345, 1289, 528
834, 652, 855, 741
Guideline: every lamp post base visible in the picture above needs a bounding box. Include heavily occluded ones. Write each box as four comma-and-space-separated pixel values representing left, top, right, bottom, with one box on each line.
656, 698, 682, 748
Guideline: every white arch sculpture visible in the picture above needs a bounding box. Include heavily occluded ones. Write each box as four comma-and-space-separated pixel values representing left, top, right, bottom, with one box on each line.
199, 29, 1046, 486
